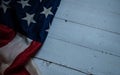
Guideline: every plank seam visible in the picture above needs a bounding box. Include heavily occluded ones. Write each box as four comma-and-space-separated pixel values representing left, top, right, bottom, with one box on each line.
54, 17, 120, 36
34, 57, 94, 75
48, 36, 120, 58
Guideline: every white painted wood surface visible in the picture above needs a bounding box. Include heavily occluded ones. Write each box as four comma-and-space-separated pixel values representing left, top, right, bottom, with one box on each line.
34, 0, 120, 75
33, 58, 86, 75
56, 0, 120, 34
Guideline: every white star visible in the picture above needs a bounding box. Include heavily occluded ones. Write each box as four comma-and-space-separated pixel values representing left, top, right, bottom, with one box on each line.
45, 29, 49, 32
45, 23, 51, 32
0, 0, 11, 13
22, 13, 36, 26
40, 7, 53, 18
17, 0, 31, 8
40, 0, 42, 2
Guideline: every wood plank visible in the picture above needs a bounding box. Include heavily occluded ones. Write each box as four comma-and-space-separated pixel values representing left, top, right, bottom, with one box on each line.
59, 0, 120, 14
49, 18, 120, 57
33, 58, 86, 75
56, 0, 120, 34
35, 37, 120, 75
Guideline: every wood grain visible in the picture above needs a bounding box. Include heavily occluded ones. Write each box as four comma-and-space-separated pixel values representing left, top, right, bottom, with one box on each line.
56, 0, 120, 34
49, 18, 120, 57
34, 0, 120, 75
35, 38, 120, 75
33, 58, 86, 75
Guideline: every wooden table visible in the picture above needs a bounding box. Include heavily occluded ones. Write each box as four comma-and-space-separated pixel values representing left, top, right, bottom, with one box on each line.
34, 0, 120, 75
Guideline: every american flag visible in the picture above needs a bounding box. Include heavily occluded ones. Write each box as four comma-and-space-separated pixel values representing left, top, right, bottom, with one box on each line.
0, 0, 61, 75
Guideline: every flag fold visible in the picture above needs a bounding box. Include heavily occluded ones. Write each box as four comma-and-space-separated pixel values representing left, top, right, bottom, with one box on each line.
0, 0, 61, 75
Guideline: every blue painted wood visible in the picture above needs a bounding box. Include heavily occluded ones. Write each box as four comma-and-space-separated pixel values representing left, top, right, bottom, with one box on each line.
34, 0, 120, 75
56, 0, 120, 34
33, 58, 86, 75
35, 38, 120, 75
49, 18, 120, 57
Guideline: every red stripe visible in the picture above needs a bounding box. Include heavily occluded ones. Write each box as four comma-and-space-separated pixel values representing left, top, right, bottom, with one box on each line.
5, 67, 31, 75
0, 24, 16, 47
4, 41, 41, 75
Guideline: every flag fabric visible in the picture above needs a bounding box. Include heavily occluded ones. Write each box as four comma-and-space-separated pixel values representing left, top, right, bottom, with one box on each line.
0, 0, 61, 75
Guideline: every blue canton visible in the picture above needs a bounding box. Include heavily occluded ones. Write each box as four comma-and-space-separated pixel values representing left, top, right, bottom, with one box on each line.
0, 0, 61, 43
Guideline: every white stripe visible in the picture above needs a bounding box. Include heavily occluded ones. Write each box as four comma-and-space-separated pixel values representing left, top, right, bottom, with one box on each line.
26, 59, 41, 75
0, 33, 32, 75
